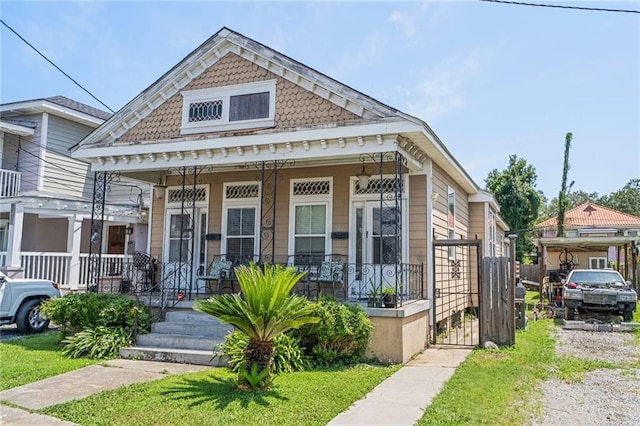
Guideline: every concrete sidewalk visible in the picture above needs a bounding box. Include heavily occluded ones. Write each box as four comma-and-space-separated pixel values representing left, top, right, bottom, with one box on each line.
0, 347, 471, 425
328, 346, 472, 425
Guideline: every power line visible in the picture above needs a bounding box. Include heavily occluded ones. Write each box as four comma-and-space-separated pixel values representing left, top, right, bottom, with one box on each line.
479, 0, 639, 13
0, 19, 115, 113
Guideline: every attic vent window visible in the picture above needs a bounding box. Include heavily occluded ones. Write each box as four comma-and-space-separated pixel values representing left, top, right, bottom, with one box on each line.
188, 100, 222, 122
181, 80, 276, 135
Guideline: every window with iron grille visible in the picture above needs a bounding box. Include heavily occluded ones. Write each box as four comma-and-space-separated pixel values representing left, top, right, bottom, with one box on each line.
289, 178, 332, 264
188, 100, 222, 122
181, 80, 276, 134
222, 182, 260, 261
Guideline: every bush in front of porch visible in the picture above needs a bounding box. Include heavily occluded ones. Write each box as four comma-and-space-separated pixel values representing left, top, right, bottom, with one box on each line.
40, 293, 152, 359
194, 263, 319, 390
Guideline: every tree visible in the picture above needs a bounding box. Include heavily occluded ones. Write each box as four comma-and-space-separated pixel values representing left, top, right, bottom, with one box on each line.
557, 132, 573, 237
599, 179, 640, 217
486, 155, 542, 261
194, 263, 319, 389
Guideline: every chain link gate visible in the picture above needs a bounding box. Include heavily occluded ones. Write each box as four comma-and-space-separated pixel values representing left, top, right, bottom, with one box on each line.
432, 239, 483, 347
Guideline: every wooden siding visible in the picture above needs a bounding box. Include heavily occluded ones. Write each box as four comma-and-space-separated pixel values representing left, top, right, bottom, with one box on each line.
544, 249, 609, 271
2, 114, 43, 192
47, 115, 95, 155
149, 164, 423, 265
408, 175, 428, 265
42, 151, 91, 198
118, 53, 359, 143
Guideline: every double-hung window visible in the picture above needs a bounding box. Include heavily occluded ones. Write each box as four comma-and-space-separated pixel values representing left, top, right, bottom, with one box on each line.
181, 80, 276, 134
222, 183, 260, 262
289, 179, 332, 265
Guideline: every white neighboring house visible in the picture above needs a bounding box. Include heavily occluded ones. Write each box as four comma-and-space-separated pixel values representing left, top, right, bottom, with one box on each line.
0, 96, 152, 288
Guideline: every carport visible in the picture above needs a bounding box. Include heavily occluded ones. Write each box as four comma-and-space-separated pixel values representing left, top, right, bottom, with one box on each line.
534, 236, 639, 295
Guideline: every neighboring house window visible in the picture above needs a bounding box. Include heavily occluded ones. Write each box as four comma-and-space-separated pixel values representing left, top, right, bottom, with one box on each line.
222, 182, 260, 261
448, 186, 456, 259
289, 178, 332, 264
181, 80, 276, 134
589, 257, 607, 269
565, 230, 578, 238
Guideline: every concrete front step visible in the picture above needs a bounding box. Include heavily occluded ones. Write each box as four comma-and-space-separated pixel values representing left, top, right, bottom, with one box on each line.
119, 346, 227, 366
119, 308, 233, 365
151, 321, 232, 338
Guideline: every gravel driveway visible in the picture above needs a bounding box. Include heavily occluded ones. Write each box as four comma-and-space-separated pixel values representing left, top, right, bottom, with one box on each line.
535, 327, 640, 426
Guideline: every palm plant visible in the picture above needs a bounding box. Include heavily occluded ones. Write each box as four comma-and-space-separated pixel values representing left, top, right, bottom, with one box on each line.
194, 263, 319, 388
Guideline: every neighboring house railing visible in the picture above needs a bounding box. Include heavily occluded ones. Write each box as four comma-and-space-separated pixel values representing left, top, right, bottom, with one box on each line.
0, 252, 129, 286
0, 169, 21, 198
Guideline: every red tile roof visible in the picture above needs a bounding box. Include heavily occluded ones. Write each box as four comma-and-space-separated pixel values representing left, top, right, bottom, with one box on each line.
536, 202, 640, 228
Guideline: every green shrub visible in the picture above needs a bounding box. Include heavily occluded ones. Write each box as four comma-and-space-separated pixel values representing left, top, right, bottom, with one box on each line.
296, 296, 372, 367
40, 293, 152, 333
62, 326, 133, 359
40, 293, 152, 360
218, 330, 310, 374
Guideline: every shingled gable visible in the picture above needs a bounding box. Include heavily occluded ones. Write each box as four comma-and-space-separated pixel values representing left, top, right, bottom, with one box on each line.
536, 202, 640, 229
74, 27, 399, 150
71, 27, 480, 195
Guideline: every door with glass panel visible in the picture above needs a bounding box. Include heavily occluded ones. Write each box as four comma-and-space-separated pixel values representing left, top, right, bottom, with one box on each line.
351, 201, 400, 298
164, 209, 206, 290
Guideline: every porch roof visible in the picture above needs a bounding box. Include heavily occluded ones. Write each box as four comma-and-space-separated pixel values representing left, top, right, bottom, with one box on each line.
533, 236, 638, 252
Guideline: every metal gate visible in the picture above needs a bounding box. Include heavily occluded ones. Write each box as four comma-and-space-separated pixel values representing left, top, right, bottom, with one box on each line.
432, 239, 482, 347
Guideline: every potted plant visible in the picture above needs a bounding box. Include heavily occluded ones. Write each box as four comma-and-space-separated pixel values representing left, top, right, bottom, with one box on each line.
382, 286, 397, 308
367, 279, 383, 307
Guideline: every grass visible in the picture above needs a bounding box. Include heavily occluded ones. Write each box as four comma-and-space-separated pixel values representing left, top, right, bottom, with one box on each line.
418, 290, 640, 425
41, 364, 399, 426
0, 331, 99, 391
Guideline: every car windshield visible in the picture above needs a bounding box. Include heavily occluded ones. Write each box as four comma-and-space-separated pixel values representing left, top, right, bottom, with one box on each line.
569, 271, 624, 286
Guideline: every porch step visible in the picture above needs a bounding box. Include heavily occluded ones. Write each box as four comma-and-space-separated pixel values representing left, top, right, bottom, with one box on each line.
120, 310, 233, 366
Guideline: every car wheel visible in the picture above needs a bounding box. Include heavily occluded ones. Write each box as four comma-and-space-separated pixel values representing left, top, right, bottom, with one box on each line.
564, 307, 575, 321
15, 299, 50, 334
622, 309, 634, 322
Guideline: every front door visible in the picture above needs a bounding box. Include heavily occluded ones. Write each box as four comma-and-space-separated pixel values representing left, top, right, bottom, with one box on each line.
107, 225, 126, 254
350, 201, 402, 298
163, 209, 207, 290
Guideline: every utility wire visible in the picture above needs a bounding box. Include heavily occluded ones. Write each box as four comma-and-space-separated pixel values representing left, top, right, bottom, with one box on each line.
0, 19, 116, 113
479, 0, 639, 13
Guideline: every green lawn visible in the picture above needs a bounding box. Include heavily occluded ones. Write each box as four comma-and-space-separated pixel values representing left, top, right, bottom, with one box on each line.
419, 290, 640, 425
41, 365, 398, 426
0, 332, 99, 391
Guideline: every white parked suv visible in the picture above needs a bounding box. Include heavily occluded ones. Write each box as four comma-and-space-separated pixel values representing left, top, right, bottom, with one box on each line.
562, 269, 637, 321
0, 272, 61, 333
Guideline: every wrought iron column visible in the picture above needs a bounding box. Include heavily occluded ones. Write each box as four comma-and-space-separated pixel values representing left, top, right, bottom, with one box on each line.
89, 171, 118, 292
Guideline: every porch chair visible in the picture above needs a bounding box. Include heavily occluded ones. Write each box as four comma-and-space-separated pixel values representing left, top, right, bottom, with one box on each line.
196, 257, 234, 294
316, 257, 346, 301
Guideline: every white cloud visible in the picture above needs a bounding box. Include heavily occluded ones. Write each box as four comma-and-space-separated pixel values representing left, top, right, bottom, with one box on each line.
405, 50, 482, 122
387, 11, 417, 38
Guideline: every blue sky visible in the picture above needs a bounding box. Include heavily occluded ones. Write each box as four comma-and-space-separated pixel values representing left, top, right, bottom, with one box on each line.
1, 1, 638, 200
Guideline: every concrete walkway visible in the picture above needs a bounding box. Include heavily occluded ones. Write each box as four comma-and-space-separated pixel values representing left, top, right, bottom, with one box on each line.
0, 347, 472, 425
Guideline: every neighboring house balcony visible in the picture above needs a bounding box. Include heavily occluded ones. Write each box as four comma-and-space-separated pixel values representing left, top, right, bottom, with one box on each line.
0, 169, 21, 198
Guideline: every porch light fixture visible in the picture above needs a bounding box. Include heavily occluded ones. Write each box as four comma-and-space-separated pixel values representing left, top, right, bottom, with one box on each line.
154, 184, 167, 199
356, 162, 371, 189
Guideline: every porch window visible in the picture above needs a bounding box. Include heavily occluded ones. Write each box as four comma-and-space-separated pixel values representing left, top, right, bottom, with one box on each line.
180, 80, 276, 134
294, 204, 327, 264
289, 178, 332, 264
448, 186, 456, 259
225, 207, 256, 260
589, 257, 607, 269
222, 182, 260, 262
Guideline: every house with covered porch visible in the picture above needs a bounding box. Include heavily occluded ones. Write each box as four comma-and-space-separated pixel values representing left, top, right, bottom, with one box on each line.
0, 96, 152, 285
71, 28, 508, 359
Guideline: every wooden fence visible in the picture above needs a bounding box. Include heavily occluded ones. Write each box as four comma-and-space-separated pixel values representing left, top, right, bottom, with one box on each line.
481, 257, 515, 346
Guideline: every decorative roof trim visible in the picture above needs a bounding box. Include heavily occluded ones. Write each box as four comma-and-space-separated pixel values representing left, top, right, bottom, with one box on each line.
74, 27, 400, 151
